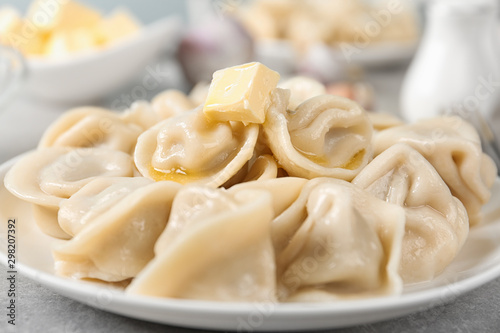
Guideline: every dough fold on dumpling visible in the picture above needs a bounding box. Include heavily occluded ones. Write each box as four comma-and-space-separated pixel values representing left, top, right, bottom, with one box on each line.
58, 177, 154, 237
272, 178, 405, 301
128, 187, 276, 302
120, 101, 162, 130
373, 116, 497, 226
134, 106, 259, 187
188, 82, 210, 107
228, 177, 307, 217
279, 76, 326, 111
39, 107, 143, 154
151, 89, 195, 119
353, 143, 469, 283
367, 112, 404, 132
219, 153, 279, 187
53, 181, 182, 282
263, 88, 373, 181
242, 154, 278, 182
4, 148, 134, 239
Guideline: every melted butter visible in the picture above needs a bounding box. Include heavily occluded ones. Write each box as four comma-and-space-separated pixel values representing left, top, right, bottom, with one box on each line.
299, 151, 330, 166
297, 149, 365, 170
148, 165, 207, 184
340, 150, 365, 170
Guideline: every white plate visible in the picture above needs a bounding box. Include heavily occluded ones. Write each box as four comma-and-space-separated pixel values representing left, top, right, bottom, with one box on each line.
333, 40, 418, 67
1, 156, 500, 331
255, 39, 418, 78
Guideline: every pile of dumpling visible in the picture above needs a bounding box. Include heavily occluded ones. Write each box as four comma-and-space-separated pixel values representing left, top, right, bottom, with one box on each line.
4, 62, 497, 302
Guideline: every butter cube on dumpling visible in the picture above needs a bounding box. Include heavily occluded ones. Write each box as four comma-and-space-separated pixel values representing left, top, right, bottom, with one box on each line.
203, 62, 280, 124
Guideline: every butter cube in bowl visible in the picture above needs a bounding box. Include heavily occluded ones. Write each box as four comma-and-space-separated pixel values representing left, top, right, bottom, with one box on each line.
0, 1, 182, 103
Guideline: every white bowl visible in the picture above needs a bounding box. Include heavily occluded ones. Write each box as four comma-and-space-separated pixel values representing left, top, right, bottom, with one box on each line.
25, 16, 182, 103
0, 46, 26, 109
255, 39, 418, 75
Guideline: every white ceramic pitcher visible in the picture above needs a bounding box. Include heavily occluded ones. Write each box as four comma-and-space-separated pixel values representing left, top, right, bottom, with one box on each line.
400, 0, 500, 132
0, 45, 25, 112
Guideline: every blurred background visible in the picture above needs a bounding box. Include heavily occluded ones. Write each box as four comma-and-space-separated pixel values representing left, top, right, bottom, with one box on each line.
1, 0, 500, 162
0, 0, 188, 23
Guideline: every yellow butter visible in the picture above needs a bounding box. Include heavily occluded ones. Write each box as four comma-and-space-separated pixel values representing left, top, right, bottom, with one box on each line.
4, 1, 141, 58
203, 62, 280, 124
26, 0, 101, 32
0, 7, 25, 51
43, 28, 98, 58
95, 9, 140, 45
0, 6, 21, 34
1, 17, 47, 56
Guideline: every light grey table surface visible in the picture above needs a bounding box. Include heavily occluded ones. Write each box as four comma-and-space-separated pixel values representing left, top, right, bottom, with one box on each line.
1, 59, 500, 333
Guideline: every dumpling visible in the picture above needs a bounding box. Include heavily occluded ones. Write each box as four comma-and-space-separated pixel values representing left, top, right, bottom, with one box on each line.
134, 106, 259, 187
263, 88, 373, 181
151, 89, 195, 119
353, 143, 469, 283
374, 116, 497, 225
242, 154, 278, 182
224, 154, 279, 187
228, 177, 308, 217
38, 107, 143, 154
58, 177, 154, 237
4, 147, 134, 239
121, 101, 162, 130
367, 112, 404, 132
53, 181, 182, 282
279, 76, 326, 111
188, 81, 210, 106
128, 186, 276, 302
272, 178, 405, 301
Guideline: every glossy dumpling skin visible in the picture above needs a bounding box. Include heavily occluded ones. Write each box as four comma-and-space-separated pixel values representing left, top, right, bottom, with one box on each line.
121, 101, 162, 130
374, 116, 497, 226
272, 178, 405, 301
228, 177, 308, 217
242, 154, 278, 182
39, 107, 143, 154
134, 106, 259, 187
58, 177, 154, 237
151, 89, 195, 119
353, 143, 469, 283
224, 154, 280, 187
367, 112, 404, 132
53, 181, 182, 282
263, 88, 373, 181
279, 76, 326, 111
128, 186, 276, 302
188, 82, 210, 107
4, 148, 134, 239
